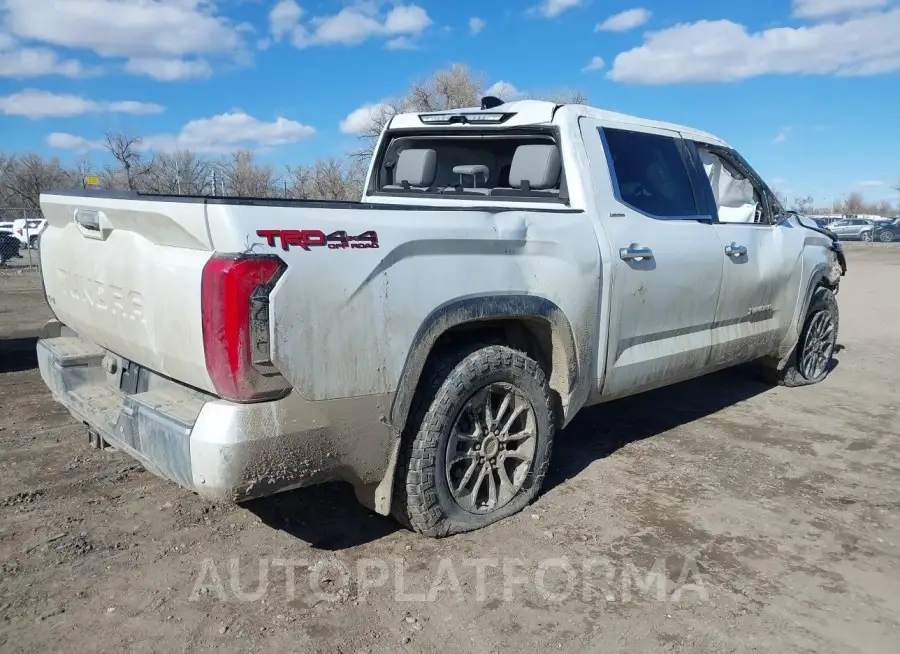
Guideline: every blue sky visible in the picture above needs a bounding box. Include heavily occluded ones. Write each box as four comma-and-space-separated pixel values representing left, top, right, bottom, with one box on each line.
1, 0, 898, 205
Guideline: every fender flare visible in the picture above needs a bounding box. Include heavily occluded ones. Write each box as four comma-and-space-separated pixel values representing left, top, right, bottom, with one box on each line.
776, 263, 832, 370
388, 293, 579, 432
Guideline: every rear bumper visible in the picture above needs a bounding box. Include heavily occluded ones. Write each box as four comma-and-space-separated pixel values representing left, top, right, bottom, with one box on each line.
37, 335, 396, 504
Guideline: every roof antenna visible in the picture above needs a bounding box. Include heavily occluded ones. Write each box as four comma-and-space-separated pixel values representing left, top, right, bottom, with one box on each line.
481, 96, 504, 110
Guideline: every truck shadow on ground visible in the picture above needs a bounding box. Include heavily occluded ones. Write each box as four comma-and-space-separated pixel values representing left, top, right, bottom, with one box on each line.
545, 365, 776, 493
0, 338, 39, 373
243, 356, 841, 550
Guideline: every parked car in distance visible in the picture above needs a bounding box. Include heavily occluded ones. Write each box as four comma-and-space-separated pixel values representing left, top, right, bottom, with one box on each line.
8, 218, 47, 249
874, 218, 899, 242
0, 232, 22, 265
37, 99, 847, 537
829, 218, 874, 241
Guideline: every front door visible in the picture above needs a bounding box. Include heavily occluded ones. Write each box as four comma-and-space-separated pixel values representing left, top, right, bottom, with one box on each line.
687, 142, 807, 365
580, 119, 725, 398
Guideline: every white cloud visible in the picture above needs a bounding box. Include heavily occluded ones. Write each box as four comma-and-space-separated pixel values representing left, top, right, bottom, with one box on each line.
0, 47, 99, 78
141, 112, 315, 153
608, 9, 900, 83
469, 17, 486, 35
269, 0, 303, 41
596, 8, 651, 32
773, 127, 792, 144
46, 133, 105, 152
793, 0, 887, 18
2, 0, 245, 79
484, 81, 525, 101
385, 36, 417, 50
340, 102, 394, 135
531, 0, 585, 18
0, 89, 164, 119
857, 180, 886, 186
582, 56, 605, 72
281, 3, 432, 49
384, 5, 430, 33
124, 57, 212, 81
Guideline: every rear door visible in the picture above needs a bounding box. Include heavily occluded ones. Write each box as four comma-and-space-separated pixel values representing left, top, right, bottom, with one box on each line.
579, 119, 724, 397
685, 142, 806, 364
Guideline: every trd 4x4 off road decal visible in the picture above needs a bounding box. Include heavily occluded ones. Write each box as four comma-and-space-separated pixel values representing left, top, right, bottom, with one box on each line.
256, 229, 379, 251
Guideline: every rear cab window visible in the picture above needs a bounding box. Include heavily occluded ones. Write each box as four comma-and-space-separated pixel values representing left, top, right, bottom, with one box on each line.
370, 122, 567, 204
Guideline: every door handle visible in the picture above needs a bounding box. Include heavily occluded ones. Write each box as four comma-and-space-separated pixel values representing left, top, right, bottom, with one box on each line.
725, 243, 747, 257
619, 244, 654, 261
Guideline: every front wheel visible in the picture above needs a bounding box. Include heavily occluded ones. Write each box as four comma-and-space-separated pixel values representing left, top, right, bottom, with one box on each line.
880, 231, 895, 243
772, 286, 839, 387
28, 235, 39, 250
394, 345, 555, 537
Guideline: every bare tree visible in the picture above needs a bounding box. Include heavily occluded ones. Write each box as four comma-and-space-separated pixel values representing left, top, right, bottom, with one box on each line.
145, 150, 212, 195
843, 191, 865, 215
0, 153, 74, 208
104, 131, 153, 191
352, 64, 486, 162
790, 195, 814, 214
283, 164, 313, 199
529, 89, 589, 104
216, 150, 277, 198
352, 64, 587, 162
308, 158, 365, 201
875, 199, 894, 217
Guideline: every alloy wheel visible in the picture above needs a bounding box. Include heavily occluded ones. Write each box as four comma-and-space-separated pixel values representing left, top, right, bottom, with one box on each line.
444, 383, 537, 514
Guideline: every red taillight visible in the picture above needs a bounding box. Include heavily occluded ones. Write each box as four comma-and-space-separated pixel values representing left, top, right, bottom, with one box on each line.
201, 254, 289, 402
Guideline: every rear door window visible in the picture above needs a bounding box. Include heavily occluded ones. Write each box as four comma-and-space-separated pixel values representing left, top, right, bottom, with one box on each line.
602, 127, 698, 218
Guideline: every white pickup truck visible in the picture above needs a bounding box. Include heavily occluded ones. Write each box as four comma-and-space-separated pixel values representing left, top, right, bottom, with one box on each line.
36, 99, 846, 537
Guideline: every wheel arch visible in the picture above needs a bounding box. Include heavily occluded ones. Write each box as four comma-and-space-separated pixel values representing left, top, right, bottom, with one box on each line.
773, 262, 834, 371
388, 294, 579, 434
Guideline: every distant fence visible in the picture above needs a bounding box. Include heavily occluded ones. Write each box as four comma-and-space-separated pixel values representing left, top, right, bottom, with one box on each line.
0, 207, 44, 268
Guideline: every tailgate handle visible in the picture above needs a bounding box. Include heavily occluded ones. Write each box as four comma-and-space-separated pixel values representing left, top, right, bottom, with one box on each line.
74, 209, 107, 240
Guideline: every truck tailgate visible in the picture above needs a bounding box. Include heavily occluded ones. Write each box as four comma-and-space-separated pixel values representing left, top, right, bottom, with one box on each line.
39, 193, 216, 393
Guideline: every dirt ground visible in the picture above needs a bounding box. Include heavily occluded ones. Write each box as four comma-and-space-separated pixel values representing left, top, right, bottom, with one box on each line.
1, 245, 898, 653
0, 258, 51, 340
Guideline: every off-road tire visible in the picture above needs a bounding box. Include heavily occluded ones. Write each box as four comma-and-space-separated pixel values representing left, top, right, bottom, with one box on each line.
393, 345, 555, 537
769, 286, 839, 387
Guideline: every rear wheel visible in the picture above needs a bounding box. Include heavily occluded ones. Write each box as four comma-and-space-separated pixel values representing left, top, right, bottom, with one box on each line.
394, 345, 555, 537
861, 231, 873, 242
880, 230, 895, 243
770, 286, 839, 387
28, 235, 39, 250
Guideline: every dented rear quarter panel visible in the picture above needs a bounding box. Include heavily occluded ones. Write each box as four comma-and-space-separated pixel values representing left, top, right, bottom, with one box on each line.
203, 202, 602, 420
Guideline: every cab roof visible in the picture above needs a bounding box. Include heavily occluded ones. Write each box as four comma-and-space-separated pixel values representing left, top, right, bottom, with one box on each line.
386, 99, 729, 149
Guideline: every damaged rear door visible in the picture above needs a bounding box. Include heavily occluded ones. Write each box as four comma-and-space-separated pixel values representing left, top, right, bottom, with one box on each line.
579, 118, 724, 397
